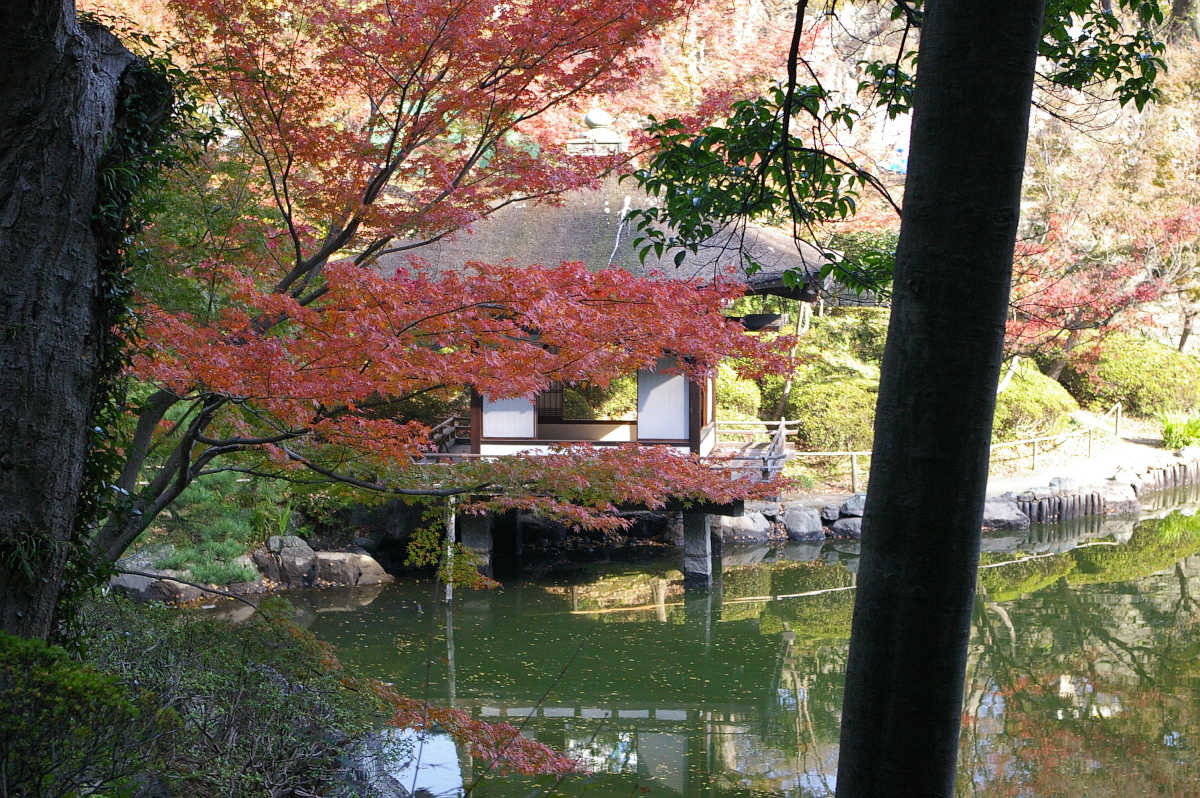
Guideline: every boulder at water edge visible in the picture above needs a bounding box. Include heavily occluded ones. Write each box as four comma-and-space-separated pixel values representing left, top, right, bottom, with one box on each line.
981, 499, 1030, 532
709, 512, 773, 543
315, 551, 395, 587
839, 494, 867, 518
254, 537, 317, 587
782, 506, 825, 542
831, 517, 863, 539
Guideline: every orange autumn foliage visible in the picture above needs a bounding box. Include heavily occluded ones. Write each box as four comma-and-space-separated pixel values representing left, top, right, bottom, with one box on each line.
89, 0, 786, 559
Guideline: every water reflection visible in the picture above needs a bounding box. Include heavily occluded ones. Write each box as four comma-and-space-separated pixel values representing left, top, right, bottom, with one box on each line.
298, 502, 1200, 797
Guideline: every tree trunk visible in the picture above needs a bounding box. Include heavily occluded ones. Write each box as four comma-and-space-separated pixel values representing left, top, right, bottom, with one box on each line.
1179, 310, 1194, 352
0, 0, 138, 639
1043, 355, 1068, 381
834, 1, 1044, 795
1169, 0, 1198, 42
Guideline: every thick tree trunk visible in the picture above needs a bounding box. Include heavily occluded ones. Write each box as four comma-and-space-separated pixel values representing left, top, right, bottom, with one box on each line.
0, 0, 137, 638
834, 1, 1044, 795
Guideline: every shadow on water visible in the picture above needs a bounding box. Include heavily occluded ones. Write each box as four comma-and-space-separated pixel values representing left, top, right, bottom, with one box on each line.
292, 489, 1200, 797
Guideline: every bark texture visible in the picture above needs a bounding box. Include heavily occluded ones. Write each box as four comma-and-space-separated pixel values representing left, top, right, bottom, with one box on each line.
834, 1, 1045, 795
0, 0, 136, 638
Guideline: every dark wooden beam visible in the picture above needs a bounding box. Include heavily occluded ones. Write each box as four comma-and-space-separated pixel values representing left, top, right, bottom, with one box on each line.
470, 391, 482, 454
688, 380, 702, 454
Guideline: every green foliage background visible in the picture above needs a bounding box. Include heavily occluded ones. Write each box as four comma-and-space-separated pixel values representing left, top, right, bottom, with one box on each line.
1060, 332, 1200, 415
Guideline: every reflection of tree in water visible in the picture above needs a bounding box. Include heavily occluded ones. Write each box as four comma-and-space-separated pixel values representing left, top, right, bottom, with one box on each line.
300, 508, 1200, 796
960, 511, 1200, 797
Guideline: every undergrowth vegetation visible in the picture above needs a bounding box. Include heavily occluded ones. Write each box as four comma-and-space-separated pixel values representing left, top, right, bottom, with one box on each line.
1, 595, 577, 797
1059, 332, 1200, 416
1160, 410, 1200, 450
2, 596, 389, 797
143, 471, 296, 584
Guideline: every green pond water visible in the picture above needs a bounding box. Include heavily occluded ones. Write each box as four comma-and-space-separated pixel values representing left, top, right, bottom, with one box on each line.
294, 490, 1200, 797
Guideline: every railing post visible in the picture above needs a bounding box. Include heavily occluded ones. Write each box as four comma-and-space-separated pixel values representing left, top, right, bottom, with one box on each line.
1087, 427, 1094, 459
850, 453, 859, 493
1115, 404, 1121, 438
1031, 439, 1039, 472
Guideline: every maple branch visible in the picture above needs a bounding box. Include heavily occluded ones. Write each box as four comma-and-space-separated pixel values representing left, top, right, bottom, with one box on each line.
193, 465, 332, 485
194, 430, 303, 448
115, 389, 180, 496
278, 445, 492, 497
115, 568, 260, 610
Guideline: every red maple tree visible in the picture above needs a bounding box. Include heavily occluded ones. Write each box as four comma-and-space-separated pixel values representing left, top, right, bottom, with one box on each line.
1005, 215, 1161, 379
88, 0, 785, 562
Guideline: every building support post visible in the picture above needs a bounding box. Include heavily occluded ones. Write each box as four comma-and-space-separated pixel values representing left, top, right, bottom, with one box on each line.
682, 511, 712, 590
444, 496, 456, 604
458, 512, 494, 577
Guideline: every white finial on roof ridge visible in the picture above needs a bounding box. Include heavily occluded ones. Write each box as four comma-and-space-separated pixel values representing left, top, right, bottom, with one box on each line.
584, 108, 614, 129
566, 107, 626, 155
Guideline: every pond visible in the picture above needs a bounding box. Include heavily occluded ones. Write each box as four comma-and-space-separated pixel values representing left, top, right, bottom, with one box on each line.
294, 487, 1200, 797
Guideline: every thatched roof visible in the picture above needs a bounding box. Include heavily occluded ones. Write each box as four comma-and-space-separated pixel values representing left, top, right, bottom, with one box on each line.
380, 176, 828, 300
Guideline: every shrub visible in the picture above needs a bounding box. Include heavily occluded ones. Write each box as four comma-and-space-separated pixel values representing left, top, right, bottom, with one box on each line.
1160, 411, 1200, 450
0, 631, 150, 797
75, 596, 390, 796
788, 378, 878, 451
805, 306, 890, 365
1059, 333, 1200, 415
715, 361, 762, 419
145, 470, 297, 583
187, 559, 259, 585
992, 360, 1079, 441
562, 374, 638, 420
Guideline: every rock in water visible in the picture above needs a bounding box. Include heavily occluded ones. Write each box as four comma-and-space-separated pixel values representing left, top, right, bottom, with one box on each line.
782, 506, 825, 542
709, 512, 773, 543
981, 499, 1030, 532
839, 494, 868, 518
315, 551, 394, 587
831, 517, 863, 539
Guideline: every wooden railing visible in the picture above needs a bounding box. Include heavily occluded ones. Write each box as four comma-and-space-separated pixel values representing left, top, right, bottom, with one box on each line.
714, 419, 800, 445
429, 415, 471, 452
708, 403, 1124, 492
987, 402, 1122, 471
422, 403, 1123, 491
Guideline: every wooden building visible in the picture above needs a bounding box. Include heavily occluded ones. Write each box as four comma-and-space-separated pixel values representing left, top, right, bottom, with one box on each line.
470, 356, 716, 456
384, 112, 825, 459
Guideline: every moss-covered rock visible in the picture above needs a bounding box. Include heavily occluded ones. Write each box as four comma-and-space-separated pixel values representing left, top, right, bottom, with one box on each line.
1060, 333, 1200, 415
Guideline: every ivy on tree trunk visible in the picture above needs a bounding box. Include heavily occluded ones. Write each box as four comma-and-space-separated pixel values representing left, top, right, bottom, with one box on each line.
0, 0, 167, 639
